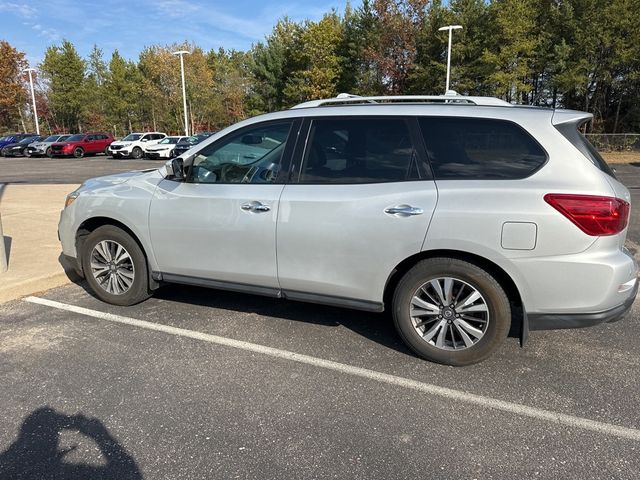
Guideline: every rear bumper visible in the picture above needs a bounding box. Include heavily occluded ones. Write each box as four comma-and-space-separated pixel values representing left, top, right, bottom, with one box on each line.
529, 277, 638, 330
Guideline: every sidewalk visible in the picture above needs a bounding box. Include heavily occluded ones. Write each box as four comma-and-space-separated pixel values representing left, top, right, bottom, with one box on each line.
0, 184, 80, 303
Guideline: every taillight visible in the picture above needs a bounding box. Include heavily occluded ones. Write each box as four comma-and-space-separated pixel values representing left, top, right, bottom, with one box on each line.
544, 194, 630, 236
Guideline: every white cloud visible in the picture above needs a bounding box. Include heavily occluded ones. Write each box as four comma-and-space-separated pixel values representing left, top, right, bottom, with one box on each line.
0, 1, 36, 17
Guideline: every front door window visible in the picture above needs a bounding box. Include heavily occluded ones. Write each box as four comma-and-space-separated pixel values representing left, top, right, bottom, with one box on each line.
190, 122, 293, 184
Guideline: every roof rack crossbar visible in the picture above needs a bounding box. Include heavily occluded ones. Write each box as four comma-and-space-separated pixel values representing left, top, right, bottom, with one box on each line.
291, 94, 512, 109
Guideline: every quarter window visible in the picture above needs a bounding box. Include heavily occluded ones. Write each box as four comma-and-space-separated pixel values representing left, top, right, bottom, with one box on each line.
190, 122, 292, 184
418, 117, 547, 180
299, 118, 422, 184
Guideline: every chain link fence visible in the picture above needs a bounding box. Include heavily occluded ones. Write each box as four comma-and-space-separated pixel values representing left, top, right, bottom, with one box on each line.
585, 134, 640, 152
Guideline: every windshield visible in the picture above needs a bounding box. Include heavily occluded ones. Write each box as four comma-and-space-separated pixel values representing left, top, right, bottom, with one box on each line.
19, 137, 38, 144
66, 134, 85, 142
159, 137, 180, 144
58, 135, 70, 141
122, 134, 142, 141
43, 135, 59, 142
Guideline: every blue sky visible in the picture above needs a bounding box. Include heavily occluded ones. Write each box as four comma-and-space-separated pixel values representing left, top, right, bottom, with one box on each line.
0, 0, 354, 66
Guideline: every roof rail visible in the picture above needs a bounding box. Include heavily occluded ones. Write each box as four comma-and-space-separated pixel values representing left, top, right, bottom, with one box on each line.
291, 93, 513, 109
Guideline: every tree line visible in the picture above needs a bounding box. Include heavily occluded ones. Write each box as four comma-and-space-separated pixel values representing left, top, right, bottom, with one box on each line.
1, 0, 639, 136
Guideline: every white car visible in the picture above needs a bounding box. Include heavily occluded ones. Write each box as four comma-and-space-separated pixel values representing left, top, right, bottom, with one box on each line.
108, 132, 167, 159
144, 136, 188, 159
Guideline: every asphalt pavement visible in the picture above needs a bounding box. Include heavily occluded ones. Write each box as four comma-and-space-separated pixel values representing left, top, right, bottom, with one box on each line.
1, 281, 640, 479
1, 156, 640, 478
0, 156, 165, 184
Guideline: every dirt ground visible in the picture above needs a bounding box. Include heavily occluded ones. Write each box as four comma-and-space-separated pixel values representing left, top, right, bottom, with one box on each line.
602, 151, 640, 164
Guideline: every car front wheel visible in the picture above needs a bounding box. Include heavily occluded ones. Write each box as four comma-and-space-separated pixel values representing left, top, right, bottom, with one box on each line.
73, 147, 84, 158
132, 147, 143, 159
392, 257, 511, 366
81, 225, 152, 306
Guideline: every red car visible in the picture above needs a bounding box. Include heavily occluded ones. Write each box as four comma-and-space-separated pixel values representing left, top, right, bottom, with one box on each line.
50, 132, 113, 158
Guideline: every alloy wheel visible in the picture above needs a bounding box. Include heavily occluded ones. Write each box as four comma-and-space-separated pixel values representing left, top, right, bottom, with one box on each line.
89, 240, 135, 295
410, 277, 489, 351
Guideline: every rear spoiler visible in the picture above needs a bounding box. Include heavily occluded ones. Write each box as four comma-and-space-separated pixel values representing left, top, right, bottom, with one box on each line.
551, 109, 593, 126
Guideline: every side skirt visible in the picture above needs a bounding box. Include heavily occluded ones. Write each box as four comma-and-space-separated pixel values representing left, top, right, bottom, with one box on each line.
156, 272, 384, 313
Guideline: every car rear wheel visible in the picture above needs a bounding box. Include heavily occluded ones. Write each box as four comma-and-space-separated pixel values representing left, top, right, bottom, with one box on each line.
104, 147, 111, 157
392, 257, 511, 366
46, 147, 52, 158
82, 225, 152, 306
132, 147, 143, 159
73, 147, 84, 158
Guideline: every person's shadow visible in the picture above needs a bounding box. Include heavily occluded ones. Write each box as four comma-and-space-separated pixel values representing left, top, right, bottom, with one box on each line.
0, 407, 142, 479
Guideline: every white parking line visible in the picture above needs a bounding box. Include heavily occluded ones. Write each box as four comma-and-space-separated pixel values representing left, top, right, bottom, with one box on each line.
25, 295, 640, 442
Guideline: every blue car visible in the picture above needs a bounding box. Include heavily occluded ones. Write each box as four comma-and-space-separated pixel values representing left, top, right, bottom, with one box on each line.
0, 133, 37, 154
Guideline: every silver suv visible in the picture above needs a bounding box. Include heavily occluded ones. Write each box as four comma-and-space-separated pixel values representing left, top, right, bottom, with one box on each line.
58, 94, 638, 365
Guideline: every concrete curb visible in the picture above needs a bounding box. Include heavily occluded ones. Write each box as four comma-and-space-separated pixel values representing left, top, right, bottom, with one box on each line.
0, 271, 76, 304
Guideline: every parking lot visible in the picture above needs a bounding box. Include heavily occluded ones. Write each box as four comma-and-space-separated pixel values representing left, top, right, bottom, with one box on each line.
1, 156, 640, 479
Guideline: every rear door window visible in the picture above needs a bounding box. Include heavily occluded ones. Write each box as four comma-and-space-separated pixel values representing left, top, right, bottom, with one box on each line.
298, 118, 426, 184
419, 117, 547, 180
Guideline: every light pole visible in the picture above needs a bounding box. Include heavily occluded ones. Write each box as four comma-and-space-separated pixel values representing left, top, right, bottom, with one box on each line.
24, 68, 40, 134
172, 50, 191, 136
438, 25, 463, 94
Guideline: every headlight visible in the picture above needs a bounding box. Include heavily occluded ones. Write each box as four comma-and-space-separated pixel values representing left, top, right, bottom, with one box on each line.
65, 191, 80, 208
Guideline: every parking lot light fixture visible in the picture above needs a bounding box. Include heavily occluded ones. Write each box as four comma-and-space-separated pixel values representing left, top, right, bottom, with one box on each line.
24, 68, 40, 135
172, 50, 191, 137
438, 25, 463, 94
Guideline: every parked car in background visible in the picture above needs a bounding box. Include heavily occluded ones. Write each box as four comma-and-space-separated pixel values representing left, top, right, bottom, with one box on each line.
172, 132, 214, 158
108, 132, 167, 159
25, 134, 71, 157
0, 133, 37, 153
144, 136, 188, 159
57, 93, 638, 366
50, 133, 114, 158
1, 135, 44, 157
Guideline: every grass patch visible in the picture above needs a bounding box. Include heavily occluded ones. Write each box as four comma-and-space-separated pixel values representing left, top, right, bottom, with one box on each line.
601, 151, 639, 164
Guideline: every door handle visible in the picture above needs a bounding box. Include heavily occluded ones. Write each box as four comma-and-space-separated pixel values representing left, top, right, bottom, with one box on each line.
241, 202, 271, 212
384, 205, 424, 216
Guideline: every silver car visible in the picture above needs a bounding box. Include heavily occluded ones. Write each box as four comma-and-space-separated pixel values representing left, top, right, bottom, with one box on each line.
26, 134, 71, 157
58, 94, 638, 365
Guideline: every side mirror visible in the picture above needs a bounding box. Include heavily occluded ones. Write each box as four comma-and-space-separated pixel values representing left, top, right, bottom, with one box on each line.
165, 154, 195, 181
165, 158, 185, 180
140, 138, 148, 142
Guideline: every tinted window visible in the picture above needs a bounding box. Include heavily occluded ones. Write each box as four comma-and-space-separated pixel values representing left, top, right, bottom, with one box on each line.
299, 118, 422, 184
419, 117, 547, 180
190, 121, 292, 184
555, 122, 615, 178
67, 134, 85, 142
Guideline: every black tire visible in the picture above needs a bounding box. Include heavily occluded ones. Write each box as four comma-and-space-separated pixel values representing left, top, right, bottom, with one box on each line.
392, 257, 511, 366
132, 147, 143, 159
81, 225, 152, 306
104, 147, 111, 157
46, 147, 52, 158
73, 147, 84, 158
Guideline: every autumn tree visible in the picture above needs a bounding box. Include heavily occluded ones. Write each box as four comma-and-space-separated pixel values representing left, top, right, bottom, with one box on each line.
365, 0, 429, 94
0, 41, 28, 132
283, 13, 344, 105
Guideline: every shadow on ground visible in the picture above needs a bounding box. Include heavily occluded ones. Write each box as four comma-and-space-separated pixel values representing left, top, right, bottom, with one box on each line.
0, 407, 142, 480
